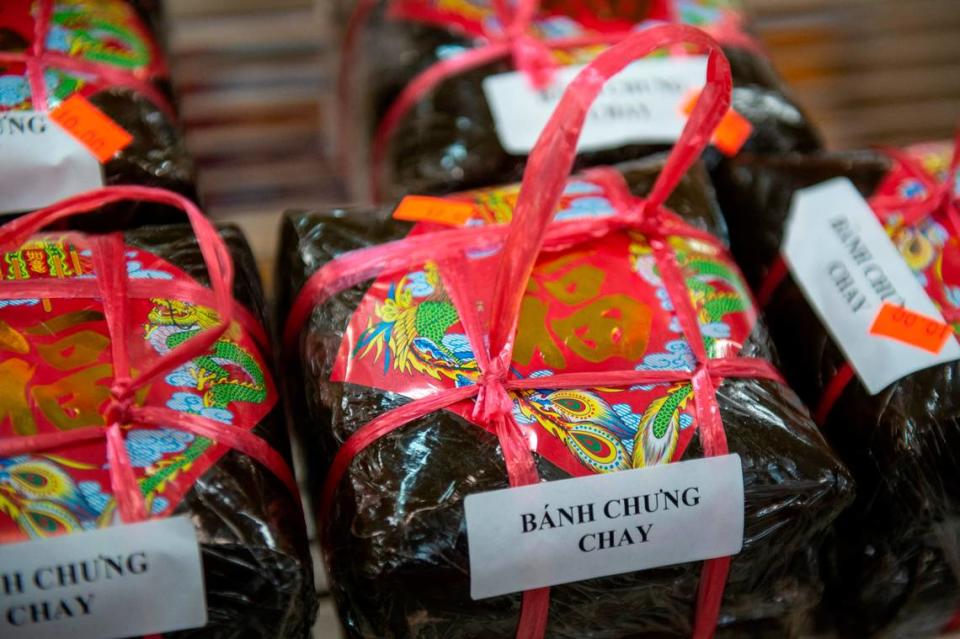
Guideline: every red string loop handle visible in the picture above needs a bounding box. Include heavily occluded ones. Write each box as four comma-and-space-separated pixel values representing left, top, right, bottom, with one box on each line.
295, 25, 746, 639
363, 0, 632, 200
488, 24, 731, 362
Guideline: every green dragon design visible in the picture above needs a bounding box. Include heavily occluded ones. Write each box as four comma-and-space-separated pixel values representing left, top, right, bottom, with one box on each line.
146, 299, 267, 408
53, 4, 152, 69
139, 437, 212, 498
354, 261, 479, 382
163, 328, 267, 407
631, 239, 749, 467
131, 299, 269, 504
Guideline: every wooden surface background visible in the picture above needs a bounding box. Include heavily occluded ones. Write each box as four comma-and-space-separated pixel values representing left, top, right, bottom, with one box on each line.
159, 1, 960, 636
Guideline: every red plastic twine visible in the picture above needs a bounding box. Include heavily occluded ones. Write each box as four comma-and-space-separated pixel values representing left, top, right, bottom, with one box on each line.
759, 128, 960, 424
0, 0, 174, 118
291, 25, 787, 638
0, 186, 298, 526
337, 0, 760, 200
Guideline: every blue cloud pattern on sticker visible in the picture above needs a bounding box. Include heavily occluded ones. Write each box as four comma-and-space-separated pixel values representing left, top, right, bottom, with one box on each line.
166, 392, 233, 424
124, 428, 195, 468
405, 271, 435, 297
556, 197, 615, 221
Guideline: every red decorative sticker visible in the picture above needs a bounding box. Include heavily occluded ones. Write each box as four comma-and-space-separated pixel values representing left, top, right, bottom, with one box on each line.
332, 172, 756, 476
873, 141, 960, 333
389, 0, 748, 54
0, 234, 276, 543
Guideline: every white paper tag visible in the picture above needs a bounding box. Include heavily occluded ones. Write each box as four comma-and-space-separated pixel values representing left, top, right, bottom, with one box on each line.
465, 454, 743, 599
482, 57, 707, 155
0, 110, 104, 214
0, 517, 207, 639
783, 178, 960, 394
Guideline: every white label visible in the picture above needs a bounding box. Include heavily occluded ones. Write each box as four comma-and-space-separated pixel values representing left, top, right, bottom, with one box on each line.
0, 110, 103, 213
0, 517, 207, 639
482, 57, 707, 155
465, 454, 743, 599
783, 178, 960, 394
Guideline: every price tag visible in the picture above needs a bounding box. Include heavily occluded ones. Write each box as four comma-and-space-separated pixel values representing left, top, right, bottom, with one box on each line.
50, 96, 133, 163
392, 195, 475, 226
682, 92, 752, 156
870, 302, 953, 354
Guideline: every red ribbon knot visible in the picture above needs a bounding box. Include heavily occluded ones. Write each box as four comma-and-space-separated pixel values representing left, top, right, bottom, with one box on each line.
505, 31, 557, 89
104, 397, 134, 428
920, 175, 957, 221
104, 380, 135, 425
472, 356, 515, 422
628, 200, 668, 237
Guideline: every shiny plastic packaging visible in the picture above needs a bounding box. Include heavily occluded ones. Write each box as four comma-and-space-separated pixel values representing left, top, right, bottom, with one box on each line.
280, 155, 853, 638
283, 29, 853, 634
713, 150, 891, 293
0, 190, 315, 638
0, 0, 196, 217
341, 0, 821, 202
718, 141, 960, 638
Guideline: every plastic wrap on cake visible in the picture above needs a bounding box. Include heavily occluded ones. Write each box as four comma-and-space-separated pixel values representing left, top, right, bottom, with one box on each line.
718, 140, 960, 638
278, 152, 852, 638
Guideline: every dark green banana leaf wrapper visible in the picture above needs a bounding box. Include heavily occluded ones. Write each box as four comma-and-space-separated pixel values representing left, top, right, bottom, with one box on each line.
277, 156, 852, 638
716, 151, 960, 638
347, 4, 821, 202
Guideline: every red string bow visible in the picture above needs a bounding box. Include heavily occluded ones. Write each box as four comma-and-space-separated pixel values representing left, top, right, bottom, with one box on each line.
291, 24, 787, 639
0, 186, 298, 527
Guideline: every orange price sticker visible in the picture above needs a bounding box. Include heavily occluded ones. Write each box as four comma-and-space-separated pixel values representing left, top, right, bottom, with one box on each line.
392, 195, 476, 227
869, 302, 953, 354
682, 92, 753, 157
50, 95, 133, 163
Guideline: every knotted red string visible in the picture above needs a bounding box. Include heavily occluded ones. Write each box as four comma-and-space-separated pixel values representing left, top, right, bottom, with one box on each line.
0, 186, 298, 530
758, 128, 960, 424
292, 26, 787, 638
337, 0, 761, 201
0, 0, 174, 118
